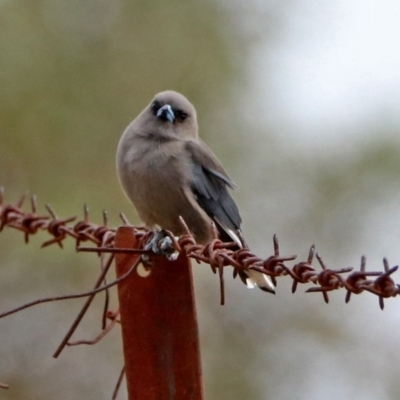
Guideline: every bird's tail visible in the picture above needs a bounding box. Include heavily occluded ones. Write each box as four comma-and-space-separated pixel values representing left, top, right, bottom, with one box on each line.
216, 222, 276, 294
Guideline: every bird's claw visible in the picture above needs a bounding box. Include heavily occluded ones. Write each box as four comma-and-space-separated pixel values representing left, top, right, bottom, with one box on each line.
159, 236, 179, 261
142, 230, 179, 263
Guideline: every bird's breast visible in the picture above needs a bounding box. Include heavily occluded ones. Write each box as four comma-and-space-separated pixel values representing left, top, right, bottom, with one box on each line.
117, 138, 193, 227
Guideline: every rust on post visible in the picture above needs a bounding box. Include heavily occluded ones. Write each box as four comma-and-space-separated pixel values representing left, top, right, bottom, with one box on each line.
115, 226, 204, 400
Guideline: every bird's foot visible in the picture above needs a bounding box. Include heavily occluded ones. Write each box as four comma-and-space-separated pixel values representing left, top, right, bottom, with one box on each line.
143, 230, 180, 262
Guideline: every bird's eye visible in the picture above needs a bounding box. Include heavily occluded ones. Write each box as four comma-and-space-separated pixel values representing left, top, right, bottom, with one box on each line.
176, 110, 188, 121
151, 101, 161, 114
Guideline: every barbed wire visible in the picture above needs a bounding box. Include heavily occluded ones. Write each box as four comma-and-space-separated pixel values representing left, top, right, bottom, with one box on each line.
1, 187, 400, 311
1, 186, 400, 396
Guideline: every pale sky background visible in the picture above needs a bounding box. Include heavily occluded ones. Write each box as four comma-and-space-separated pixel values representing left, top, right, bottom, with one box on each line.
250, 0, 400, 147
241, 3, 400, 398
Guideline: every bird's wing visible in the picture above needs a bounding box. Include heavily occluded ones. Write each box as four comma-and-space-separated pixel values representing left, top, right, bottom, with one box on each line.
185, 140, 275, 293
185, 140, 242, 242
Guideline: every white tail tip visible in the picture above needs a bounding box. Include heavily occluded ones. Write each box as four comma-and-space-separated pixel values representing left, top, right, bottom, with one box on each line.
245, 270, 275, 294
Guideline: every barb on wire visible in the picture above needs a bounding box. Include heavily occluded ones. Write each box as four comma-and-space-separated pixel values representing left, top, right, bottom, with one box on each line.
360, 258, 400, 310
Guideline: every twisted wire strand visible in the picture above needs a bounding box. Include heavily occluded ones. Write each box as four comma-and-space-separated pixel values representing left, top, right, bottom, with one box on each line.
1, 187, 399, 310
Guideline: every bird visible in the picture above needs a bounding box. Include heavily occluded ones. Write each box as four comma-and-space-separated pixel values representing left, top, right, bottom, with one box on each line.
116, 90, 275, 293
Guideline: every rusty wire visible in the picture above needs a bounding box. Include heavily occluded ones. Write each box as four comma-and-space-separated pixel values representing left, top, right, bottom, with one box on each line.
67, 310, 120, 347
1, 187, 400, 312
112, 366, 126, 400
1, 187, 400, 396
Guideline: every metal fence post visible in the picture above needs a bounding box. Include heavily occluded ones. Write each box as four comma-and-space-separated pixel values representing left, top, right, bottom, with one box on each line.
115, 226, 204, 400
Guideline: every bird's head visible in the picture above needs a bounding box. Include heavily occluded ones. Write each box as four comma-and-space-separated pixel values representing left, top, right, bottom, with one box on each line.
144, 91, 199, 139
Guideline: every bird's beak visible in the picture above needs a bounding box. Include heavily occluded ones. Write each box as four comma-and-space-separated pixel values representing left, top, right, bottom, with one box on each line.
156, 104, 175, 123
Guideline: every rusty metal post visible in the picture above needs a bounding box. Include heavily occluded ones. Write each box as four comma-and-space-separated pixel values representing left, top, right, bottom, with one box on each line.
115, 226, 204, 400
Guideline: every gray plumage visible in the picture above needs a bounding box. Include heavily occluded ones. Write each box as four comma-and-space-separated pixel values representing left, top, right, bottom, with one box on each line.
116, 90, 275, 293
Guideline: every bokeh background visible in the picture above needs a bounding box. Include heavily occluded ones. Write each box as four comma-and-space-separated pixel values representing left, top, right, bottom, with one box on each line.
1, 1, 400, 399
